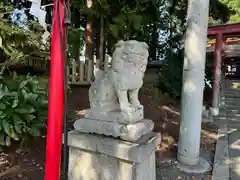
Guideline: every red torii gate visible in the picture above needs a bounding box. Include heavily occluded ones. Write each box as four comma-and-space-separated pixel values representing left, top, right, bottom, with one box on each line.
207, 23, 240, 115
208, 23, 240, 35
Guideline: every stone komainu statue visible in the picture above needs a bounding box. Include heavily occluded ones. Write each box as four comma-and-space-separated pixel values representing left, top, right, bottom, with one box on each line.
89, 40, 149, 114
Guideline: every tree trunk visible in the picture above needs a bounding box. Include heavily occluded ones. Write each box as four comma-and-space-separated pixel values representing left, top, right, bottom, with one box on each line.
96, 18, 100, 66
85, 0, 93, 81
85, 0, 93, 61
73, 8, 81, 61
99, 16, 105, 69
151, 21, 157, 61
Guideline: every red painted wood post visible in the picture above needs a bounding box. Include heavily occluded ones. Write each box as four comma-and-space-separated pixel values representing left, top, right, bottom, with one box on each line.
211, 33, 223, 115
208, 23, 240, 35
44, 0, 66, 179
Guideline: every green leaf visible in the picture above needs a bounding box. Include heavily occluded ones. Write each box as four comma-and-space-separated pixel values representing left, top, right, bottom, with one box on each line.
5, 92, 18, 97
12, 71, 17, 79
9, 125, 19, 141
15, 108, 29, 114
0, 91, 5, 100
4, 85, 8, 92
26, 105, 35, 113
39, 99, 48, 107
12, 113, 23, 124
14, 124, 22, 134
37, 91, 46, 95
0, 102, 6, 109
34, 123, 46, 129
0, 112, 6, 119
2, 119, 10, 135
130, 14, 142, 30
20, 80, 28, 89
21, 89, 28, 99
109, 24, 119, 39
15, 106, 35, 114
27, 93, 39, 103
12, 97, 18, 108
24, 114, 36, 122
28, 127, 41, 137
37, 110, 48, 122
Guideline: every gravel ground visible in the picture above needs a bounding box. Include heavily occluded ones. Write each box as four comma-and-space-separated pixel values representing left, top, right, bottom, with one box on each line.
156, 150, 214, 180
156, 122, 217, 180
0, 87, 218, 180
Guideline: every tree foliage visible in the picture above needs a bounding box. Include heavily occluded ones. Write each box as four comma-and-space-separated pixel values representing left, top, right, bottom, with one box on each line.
0, 0, 49, 74
1, 0, 239, 99
220, 0, 240, 22
45, 0, 239, 98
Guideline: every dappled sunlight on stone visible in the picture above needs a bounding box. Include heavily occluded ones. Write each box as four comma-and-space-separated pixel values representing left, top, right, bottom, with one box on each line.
183, 80, 197, 93
227, 156, 240, 177
235, 163, 240, 177
75, 109, 88, 117
230, 139, 240, 150
161, 106, 180, 116
161, 122, 167, 129
201, 129, 218, 140
172, 121, 179, 125
157, 134, 176, 154
200, 129, 217, 152
232, 82, 240, 89
228, 128, 237, 135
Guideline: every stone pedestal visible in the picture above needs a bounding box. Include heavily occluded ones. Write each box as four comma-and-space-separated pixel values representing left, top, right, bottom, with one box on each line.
65, 40, 157, 180
66, 131, 156, 180
74, 118, 154, 142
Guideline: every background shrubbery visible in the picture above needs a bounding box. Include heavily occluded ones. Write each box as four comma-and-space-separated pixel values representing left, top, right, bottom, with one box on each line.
0, 73, 48, 150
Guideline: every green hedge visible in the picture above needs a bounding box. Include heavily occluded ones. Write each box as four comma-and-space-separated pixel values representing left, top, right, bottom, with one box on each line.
0, 73, 48, 149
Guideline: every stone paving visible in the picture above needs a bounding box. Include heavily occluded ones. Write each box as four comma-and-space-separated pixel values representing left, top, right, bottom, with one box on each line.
212, 79, 240, 180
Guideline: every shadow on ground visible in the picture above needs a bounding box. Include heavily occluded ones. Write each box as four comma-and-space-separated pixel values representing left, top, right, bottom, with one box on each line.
222, 129, 240, 180
0, 86, 218, 180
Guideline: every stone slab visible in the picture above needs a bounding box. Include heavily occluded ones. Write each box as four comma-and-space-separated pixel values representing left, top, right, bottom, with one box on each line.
74, 118, 154, 142
227, 130, 240, 180
212, 123, 230, 180
64, 130, 156, 163
226, 109, 240, 115
66, 131, 156, 180
84, 107, 144, 124
68, 145, 156, 180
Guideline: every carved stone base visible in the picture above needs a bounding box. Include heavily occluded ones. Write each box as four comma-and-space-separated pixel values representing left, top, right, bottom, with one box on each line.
74, 118, 154, 142
65, 131, 156, 180
84, 107, 144, 124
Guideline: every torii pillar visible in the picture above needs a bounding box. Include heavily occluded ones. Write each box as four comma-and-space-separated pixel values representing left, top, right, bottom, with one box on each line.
177, 0, 211, 172
211, 33, 223, 116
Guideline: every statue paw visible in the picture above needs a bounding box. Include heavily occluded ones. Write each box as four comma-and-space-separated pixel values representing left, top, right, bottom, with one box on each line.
135, 104, 143, 110
132, 101, 143, 110
121, 105, 134, 114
